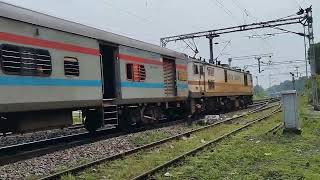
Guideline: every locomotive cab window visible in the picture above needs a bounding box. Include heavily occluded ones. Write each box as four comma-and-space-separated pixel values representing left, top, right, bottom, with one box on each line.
244, 74, 248, 86
0, 44, 52, 76
64, 57, 79, 77
224, 70, 228, 82
200, 65, 204, 75
193, 64, 199, 75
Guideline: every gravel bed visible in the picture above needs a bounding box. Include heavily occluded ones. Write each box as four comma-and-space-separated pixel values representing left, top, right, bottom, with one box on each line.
0, 108, 255, 179
0, 124, 191, 179
0, 127, 87, 148
0, 107, 254, 148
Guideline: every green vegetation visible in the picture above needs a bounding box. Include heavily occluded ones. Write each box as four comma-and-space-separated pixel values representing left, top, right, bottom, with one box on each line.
72, 111, 83, 125
267, 76, 308, 95
254, 85, 268, 100
156, 97, 320, 179
62, 106, 279, 180
129, 131, 171, 146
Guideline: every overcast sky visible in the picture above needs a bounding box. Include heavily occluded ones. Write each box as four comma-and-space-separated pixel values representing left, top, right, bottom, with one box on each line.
2, 0, 319, 88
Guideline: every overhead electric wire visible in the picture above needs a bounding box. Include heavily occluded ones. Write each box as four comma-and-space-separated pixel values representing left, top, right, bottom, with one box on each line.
226, 0, 275, 50
292, 0, 303, 8
229, 0, 306, 41
245, 61, 306, 67
215, 40, 231, 60
211, 0, 238, 20
101, 0, 152, 24
230, 53, 273, 61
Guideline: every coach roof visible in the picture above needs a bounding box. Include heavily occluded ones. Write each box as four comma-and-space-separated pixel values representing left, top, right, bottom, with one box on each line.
0, 2, 186, 59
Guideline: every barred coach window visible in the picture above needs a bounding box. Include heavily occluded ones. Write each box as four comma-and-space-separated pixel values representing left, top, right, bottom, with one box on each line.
126, 63, 146, 82
64, 57, 80, 77
0, 44, 52, 76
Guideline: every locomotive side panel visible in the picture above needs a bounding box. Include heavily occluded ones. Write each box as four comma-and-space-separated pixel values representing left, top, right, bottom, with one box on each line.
0, 17, 102, 113
175, 58, 188, 98
247, 74, 254, 93
205, 66, 252, 96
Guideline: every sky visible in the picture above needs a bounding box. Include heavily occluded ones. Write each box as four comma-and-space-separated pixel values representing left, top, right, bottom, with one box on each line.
1, 0, 319, 88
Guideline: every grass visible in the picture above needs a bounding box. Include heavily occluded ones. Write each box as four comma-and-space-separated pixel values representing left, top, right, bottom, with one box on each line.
72, 111, 83, 125
129, 131, 171, 146
62, 106, 279, 180
129, 123, 205, 146
154, 97, 320, 180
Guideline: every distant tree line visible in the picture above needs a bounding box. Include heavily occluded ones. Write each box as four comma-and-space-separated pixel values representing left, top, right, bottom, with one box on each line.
267, 76, 308, 95
253, 77, 308, 100
253, 42, 320, 100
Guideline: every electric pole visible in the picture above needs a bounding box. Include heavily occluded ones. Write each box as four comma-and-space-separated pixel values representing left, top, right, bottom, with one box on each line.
207, 34, 219, 64
256, 76, 259, 86
295, 66, 299, 77
256, 57, 262, 73
290, 72, 296, 90
228, 58, 232, 66
303, 26, 308, 77
305, 7, 319, 110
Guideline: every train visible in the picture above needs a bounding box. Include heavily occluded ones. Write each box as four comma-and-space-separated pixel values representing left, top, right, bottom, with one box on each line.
0, 2, 253, 134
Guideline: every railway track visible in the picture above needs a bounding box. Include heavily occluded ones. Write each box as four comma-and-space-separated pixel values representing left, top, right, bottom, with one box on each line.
0, 100, 274, 166
132, 107, 281, 180
266, 122, 284, 134
0, 99, 269, 137
39, 102, 280, 180
249, 98, 279, 108
0, 119, 185, 166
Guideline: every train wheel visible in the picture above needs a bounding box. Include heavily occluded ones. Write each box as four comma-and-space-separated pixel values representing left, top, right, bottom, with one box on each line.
84, 109, 102, 133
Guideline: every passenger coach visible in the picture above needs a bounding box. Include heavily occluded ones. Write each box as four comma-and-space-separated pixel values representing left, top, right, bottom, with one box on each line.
0, 2, 252, 134
0, 2, 188, 133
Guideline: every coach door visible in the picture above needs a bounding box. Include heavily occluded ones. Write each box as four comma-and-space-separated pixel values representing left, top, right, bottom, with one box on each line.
99, 43, 118, 99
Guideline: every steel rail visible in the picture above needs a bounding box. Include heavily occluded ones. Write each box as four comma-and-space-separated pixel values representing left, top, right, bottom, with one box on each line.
0, 118, 189, 166
0, 99, 274, 165
266, 122, 284, 134
40, 102, 279, 180
132, 107, 281, 180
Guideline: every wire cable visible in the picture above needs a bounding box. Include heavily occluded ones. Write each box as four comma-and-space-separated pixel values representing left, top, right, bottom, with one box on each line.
101, 0, 153, 24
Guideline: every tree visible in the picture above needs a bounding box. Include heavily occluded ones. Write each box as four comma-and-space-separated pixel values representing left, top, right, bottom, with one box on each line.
254, 85, 267, 100
266, 77, 308, 95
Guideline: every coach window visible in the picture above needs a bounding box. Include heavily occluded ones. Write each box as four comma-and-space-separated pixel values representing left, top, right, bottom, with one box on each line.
1, 44, 52, 76
139, 65, 146, 81
64, 57, 79, 77
224, 70, 228, 82
126, 64, 146, 82
193, 64, 199, 75
126, 63, 133, 80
